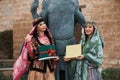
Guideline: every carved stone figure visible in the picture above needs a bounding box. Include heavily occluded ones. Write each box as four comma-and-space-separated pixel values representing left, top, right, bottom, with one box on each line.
30, 0, 86, 80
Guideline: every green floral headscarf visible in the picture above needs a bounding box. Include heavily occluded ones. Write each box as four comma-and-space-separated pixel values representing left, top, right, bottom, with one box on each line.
81, 25, 103, 67
72, 21, 103, 80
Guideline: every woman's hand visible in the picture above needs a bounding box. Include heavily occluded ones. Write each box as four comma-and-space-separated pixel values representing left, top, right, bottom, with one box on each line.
76, 55, 84, 60
53, 56, 59, 61
64, 56, 71, 61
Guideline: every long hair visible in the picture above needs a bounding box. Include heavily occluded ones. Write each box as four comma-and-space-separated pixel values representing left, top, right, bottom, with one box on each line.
32, 18, 53, 45
32, 26, 53, 45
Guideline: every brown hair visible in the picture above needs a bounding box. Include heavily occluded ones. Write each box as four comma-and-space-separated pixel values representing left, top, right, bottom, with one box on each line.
32, 17, 44, 26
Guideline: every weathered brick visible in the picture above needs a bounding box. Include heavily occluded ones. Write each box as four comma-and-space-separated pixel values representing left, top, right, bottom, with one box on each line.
0, 0, 120, 68
79, 0, 120, 69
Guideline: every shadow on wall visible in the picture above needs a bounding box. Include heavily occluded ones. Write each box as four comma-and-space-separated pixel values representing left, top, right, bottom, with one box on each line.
0, 30, 13, 59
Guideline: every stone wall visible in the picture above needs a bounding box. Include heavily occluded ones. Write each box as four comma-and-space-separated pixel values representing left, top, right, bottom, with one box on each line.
79, 0, 120, 68
0, 0, 13, 31
0, 0, 119, 69
12, 0, 33, 58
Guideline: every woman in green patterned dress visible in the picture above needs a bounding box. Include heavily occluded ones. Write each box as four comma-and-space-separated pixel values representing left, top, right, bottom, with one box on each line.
72, 20, 104, 80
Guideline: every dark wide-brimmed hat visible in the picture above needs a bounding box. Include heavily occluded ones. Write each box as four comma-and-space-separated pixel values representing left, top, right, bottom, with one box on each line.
32, 17, 44, 26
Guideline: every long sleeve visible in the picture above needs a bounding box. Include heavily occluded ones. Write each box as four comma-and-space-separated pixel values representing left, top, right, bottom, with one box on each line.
30, 0, 39, 19
84, 43, 103, 67
74, 8, 86, 28
13, 41, 30, 80
40, 0, 49, 23
25, 35, 34, 57
74, 0, 86, 28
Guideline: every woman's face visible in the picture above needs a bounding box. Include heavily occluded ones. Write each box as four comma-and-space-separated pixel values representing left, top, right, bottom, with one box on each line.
37, 21, 47, 32
84, 24, 94, 36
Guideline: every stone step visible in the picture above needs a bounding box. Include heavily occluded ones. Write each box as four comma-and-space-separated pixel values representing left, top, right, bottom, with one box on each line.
0, 60, 14, 80
0, 59, 15, 68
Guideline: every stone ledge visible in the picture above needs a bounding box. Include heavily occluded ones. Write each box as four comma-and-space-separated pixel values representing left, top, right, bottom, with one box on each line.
0, 68, 13, 71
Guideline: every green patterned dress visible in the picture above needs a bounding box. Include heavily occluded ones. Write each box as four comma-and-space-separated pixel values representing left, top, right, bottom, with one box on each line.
72, 26, 103, 80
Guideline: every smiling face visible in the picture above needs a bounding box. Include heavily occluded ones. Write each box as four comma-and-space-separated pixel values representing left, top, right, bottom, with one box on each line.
84, 24, 94, 37
37, 21, 47, 32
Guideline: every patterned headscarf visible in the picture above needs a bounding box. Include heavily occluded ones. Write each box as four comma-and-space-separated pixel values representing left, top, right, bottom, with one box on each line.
80, 21, 103, 67
13, 17, 54, 80
72, 21, 103, 80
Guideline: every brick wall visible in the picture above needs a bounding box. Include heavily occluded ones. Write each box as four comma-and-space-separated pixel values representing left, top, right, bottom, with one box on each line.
12, 0, 43, 58
0, 0, 119, 69
0, 0, 13, 31
12, 0, 32, 58
79, 0, 120, 68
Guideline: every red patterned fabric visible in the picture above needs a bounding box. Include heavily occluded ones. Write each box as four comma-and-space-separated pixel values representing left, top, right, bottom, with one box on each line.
13, 41, 30, 80
13, 27, 35, 80
13, 26, 56, 80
